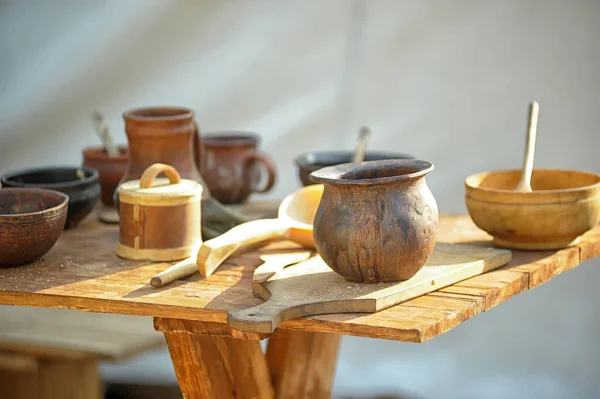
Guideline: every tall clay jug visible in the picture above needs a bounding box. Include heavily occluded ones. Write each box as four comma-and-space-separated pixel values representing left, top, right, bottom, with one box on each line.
113, 106, 211, 207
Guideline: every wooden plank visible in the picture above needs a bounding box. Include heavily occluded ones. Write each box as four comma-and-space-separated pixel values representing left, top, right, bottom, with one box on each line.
154, 318, 267, 340
266, 330, 340, 399
0, 350, 38, 372
37, 357, 101, 399
164, 332, 274, 399
0, 215, 597, 343
0, 306, 165, 360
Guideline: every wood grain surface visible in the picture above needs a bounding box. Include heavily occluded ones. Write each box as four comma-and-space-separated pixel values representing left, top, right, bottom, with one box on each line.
0, 203, 598, 343
0, 306, 164, 360
228, 243, 511, 333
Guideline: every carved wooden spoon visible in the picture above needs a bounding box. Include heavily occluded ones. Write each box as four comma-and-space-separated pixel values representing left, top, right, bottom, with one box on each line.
514, 101, 539, 192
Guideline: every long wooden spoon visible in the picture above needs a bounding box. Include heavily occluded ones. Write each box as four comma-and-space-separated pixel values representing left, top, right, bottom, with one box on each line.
514, 101, 539, 192
91, 111, 120, 157
351, 126, 371, 163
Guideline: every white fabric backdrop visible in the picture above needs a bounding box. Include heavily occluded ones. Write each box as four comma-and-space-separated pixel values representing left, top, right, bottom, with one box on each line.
1, 1, 599, 398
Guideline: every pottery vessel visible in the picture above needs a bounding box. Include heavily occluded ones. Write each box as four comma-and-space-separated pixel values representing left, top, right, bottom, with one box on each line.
1, 166, 100, 229
294, 150, 415, 186
465, 169, 600, 250
0, 188, 69, 266
114, 106, 210, 207
200, 132, 276, 204
309, 159, 438, 283
82, 146, 128, 206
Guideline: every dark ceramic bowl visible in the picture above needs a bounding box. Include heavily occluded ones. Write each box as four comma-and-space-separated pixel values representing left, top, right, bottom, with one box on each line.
82, 146, 128, 206
294, 150, 416, 186
0, 188, 69, 267
1, 166, 101, 229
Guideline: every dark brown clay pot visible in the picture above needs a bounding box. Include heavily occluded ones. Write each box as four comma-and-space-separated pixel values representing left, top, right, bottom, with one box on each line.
200, 132, 276, 204
113, 106, 211, 207
1, 166, 101, 229
0, 188, 69, 267
309, 159, 438, 283
82, 146, 128, 206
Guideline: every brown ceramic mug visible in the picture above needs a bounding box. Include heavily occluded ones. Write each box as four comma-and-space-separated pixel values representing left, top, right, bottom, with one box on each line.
199, 132, 276, 204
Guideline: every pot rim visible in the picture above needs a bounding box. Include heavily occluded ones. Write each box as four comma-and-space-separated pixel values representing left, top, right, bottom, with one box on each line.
82, 146, 129, 161
0, 187, 69, 220
309, 159, 434, 185
1, 166, 99, 189
294, 150, 415, 168
201, 131, 260, 147
123, 106, 194, 122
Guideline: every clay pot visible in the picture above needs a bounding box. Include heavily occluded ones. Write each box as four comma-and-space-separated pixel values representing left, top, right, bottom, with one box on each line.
1, 166, 101, 229
114, 106, 210, 207
0, 188, 69, 267
309, 159, 438, 283
200, 132, 276, 204
294, 150, 415, 186
82, 146, 128, 206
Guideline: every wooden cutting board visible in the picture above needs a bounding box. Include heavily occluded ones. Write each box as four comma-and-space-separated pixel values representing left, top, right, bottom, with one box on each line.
227, 243, 512, 333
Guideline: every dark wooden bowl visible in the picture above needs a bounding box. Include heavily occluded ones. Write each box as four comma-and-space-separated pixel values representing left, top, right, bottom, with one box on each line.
0, 188, 69, 267
82, 146, 128, 206
294, 150, 415, 186
1, 166, 101, 229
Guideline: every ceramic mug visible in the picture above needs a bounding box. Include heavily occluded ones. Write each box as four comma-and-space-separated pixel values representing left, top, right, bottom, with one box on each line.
200, 132, 276, 204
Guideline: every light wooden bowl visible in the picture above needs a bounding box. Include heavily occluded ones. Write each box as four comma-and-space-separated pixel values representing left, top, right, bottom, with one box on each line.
465, 169, 600, 250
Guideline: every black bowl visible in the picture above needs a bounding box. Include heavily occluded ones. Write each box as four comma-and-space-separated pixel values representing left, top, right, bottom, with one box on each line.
1, 166, 101, 229
294, 150, 416, 186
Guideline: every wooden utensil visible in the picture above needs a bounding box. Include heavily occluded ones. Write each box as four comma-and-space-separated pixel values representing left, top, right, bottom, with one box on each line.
351, 126, 370, 163
150, 250, 312, 288
148, 184, 323, 285
227, 243, 512, 333
196, 184, 324, 278
252, 250, 313, 284
91, 111, 120, 158
514, 101, 539, 192
116, 163, 203, 261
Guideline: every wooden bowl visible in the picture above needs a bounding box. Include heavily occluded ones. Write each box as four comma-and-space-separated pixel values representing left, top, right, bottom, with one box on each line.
294, 150, 415, 186
1, 166, 101, 229
0, 188, 69, 267
465, 169, 600, 250
82, 146, 128, 206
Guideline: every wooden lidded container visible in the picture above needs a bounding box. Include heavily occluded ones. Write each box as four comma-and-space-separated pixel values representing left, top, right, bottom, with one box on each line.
116, 163, 202, 261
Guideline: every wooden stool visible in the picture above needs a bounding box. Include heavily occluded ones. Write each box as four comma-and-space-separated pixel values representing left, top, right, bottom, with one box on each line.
0, 306, 166, 399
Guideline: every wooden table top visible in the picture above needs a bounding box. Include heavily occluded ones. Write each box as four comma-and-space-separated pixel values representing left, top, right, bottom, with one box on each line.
0, 202, 599, 343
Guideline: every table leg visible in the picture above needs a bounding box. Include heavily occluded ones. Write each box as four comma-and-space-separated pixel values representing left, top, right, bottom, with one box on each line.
266, 330, 341, 399
163, 331, 274, 399
0, 351, 101, 399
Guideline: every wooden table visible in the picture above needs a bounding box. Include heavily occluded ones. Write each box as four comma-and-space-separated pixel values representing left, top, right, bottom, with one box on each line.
0, 202, 599, 398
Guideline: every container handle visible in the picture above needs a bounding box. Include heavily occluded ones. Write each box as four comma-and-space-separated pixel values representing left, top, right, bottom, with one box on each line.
140, 163, 181, 188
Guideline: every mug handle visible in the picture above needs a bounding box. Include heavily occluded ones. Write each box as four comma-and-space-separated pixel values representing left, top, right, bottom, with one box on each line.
193, 122, 206, 174
243, 152, 276, 193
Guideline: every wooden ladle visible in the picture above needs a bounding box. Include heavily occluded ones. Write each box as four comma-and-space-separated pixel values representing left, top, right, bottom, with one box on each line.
149, 183, 324, 286
514, 101, 540, 192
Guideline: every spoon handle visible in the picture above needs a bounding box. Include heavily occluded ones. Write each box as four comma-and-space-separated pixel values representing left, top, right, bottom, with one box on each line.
520, 101, 539, 191
91, 111, 120, 157
352, 126, 371, 163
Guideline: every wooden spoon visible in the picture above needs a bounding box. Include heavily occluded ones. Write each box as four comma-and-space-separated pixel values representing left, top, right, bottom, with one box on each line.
91, 111, 120, 157
351, 126, 371, 163
514, 101, 539, 192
